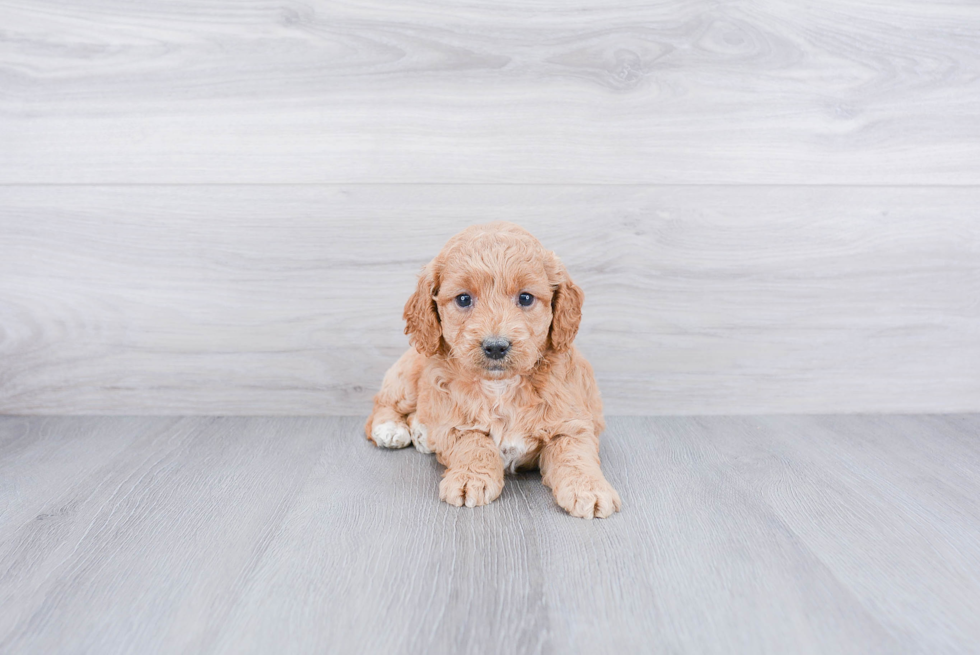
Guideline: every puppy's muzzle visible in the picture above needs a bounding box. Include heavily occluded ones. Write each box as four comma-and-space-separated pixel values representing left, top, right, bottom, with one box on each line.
481, 337, 511, 361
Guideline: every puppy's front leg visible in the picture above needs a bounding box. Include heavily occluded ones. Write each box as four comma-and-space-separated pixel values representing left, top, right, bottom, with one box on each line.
436, 429, 504, 508
540, 430, 621, 519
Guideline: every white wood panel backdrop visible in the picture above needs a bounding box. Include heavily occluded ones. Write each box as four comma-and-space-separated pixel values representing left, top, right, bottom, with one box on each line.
1, 186, 978, 414
1, 0, 979, 184
1, 0, 979, 414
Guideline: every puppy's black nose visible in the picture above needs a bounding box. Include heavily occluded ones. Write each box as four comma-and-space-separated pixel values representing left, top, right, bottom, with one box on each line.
482, 337, 511, 360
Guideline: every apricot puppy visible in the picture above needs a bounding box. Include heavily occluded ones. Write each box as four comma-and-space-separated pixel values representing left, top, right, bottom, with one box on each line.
365, 222, 621, 519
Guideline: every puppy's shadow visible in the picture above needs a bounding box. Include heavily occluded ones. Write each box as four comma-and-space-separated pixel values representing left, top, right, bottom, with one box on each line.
503, 467, 563, 515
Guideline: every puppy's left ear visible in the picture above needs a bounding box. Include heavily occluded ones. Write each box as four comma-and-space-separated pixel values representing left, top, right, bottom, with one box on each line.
549, 256, 584, 353
403, 262, 442, 357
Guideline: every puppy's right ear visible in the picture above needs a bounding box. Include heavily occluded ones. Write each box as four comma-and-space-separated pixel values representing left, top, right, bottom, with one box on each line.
403, 263, 442, 357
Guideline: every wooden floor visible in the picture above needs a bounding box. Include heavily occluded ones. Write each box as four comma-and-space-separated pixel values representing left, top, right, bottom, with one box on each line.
1, 415, 978, 654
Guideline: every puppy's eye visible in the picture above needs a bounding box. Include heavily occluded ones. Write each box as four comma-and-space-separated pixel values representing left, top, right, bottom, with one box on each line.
518, 292, 534, 307
455, 293, 472, 308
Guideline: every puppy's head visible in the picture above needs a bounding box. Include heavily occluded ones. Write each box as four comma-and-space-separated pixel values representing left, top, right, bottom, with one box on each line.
404, 222, 583, 378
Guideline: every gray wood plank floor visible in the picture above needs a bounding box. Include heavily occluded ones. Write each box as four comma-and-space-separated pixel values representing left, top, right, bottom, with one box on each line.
1, 415, 978, 654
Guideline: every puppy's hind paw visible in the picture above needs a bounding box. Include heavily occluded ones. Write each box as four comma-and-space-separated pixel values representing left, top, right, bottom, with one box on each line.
371, 421, 412, 449
409, 416, 433, 454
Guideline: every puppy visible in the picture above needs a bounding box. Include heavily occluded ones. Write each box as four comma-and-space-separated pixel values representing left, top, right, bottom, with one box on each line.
365, 222, 621, 519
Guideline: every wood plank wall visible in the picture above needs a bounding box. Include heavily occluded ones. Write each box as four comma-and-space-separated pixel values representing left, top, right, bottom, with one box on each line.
1, 0, 978, 414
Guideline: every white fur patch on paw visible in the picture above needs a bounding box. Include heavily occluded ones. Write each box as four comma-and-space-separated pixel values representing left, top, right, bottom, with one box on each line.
409, 417, 433, 454
372, 421, 412, 449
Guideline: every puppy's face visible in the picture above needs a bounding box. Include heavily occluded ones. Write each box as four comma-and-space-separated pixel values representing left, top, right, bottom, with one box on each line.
404, 223, 583, 378
436, 251, 554, 378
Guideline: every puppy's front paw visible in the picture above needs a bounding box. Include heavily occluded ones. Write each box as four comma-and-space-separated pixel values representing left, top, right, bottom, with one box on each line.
439, 469, 503, 508
554, 476, 622, 519
371, 421, 412, 449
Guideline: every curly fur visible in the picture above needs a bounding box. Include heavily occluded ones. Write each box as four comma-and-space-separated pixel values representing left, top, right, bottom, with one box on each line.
365, 222, 621, 519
